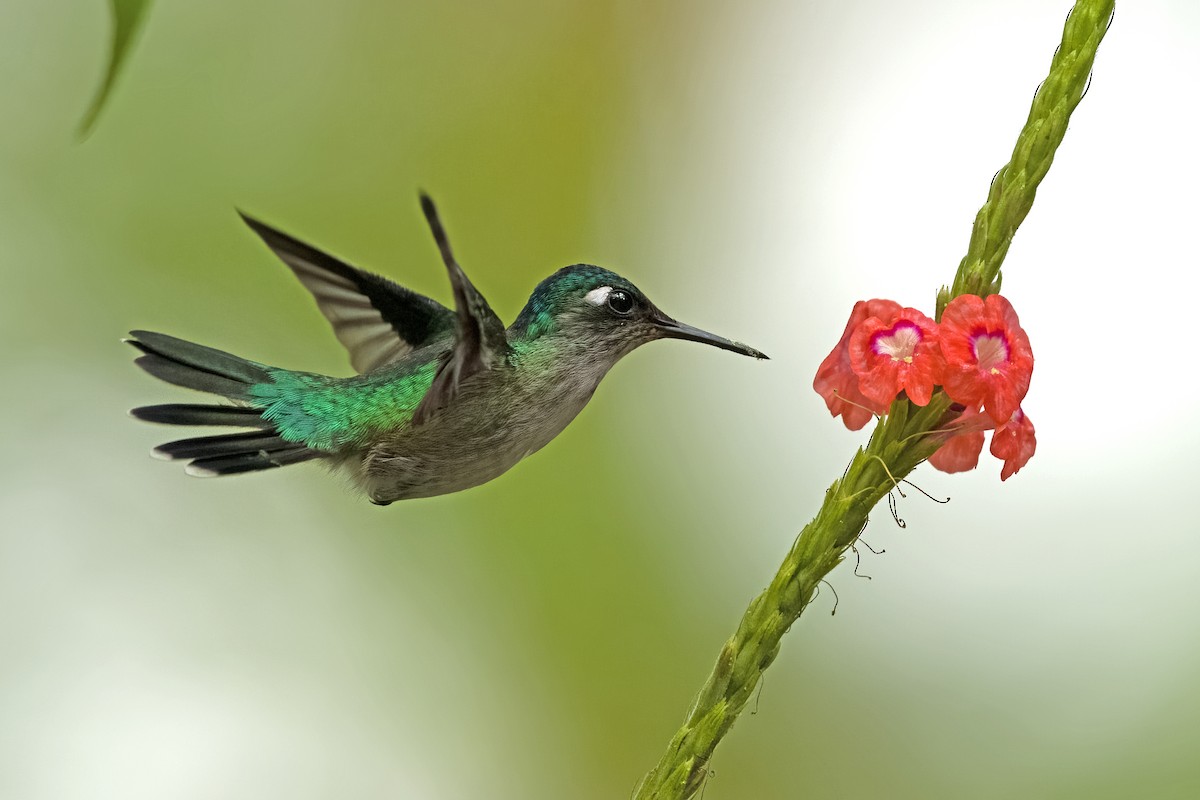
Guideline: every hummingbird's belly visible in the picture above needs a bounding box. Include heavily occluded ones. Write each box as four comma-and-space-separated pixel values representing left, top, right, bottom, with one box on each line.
354, 378, 592, 503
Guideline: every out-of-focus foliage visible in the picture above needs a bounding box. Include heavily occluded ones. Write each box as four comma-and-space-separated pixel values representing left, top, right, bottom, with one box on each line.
79, 0, 152, 135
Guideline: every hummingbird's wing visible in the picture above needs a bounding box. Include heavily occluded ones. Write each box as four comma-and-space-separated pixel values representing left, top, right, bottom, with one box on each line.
239, 213, 456, 374
412, 194, 509, 425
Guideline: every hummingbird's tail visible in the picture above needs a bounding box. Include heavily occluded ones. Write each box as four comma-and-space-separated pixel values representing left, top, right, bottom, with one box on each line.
128, 330, 320, 476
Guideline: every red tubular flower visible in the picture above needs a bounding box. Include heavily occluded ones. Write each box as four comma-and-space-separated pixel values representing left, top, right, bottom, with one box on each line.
990, 407, 1036, 480
939, 294, 1034, 423
814, 299, 901, 430
815, 292, 1036, 482
848, 307, 945, 407
928, 405, 990, 474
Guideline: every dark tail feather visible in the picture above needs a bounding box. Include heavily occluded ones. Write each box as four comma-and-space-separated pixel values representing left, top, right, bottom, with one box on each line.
147, 428, 318, 479
128, 331, 271, 398
129, 330, 271, 385
130, 403, 272, 428
187, 446, 317, 477
153, 431, 294, 461
128, 332, 319, 477
132, 353, 252, 397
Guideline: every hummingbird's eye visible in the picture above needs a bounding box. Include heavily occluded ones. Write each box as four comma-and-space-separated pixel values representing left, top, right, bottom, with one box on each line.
607, 290, 635, 315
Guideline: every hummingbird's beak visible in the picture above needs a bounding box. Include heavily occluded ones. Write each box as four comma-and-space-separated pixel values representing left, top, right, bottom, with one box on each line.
654, 317, 769, 360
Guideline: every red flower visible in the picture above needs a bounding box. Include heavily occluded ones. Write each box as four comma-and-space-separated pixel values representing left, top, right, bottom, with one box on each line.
939, 294, 1034, 423
990, 407, 1036, 480
849, 307, 945, 407
815, 292, 1037, 481
928, 405, 989, 474
814, 299, 900, 430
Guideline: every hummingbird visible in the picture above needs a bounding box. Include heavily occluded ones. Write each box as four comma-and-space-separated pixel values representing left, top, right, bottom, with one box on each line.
129, 195, 767, 505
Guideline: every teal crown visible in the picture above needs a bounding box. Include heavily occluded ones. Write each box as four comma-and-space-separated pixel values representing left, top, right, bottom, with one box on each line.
512, 264, 639, 339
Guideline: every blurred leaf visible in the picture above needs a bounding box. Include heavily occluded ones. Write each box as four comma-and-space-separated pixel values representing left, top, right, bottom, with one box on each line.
78, 0, 152, 137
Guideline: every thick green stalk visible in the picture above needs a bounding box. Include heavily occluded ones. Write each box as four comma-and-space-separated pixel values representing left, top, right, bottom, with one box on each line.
635, 397, 952, 799
936, 0, 1114, 316
635, 2, 1114, 798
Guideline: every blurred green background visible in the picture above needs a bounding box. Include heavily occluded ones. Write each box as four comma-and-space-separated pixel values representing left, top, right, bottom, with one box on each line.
2, 1, 1198, 798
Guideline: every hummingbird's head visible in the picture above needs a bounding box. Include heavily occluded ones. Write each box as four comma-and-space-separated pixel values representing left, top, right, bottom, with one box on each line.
512, 265, 767, 365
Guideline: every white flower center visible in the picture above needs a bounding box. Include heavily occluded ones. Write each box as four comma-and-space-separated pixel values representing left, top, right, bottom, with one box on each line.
871, 321, 921, 363
971, 332, 1010, 373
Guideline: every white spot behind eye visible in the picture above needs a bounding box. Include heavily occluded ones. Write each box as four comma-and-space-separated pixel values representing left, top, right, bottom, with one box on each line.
584, 286, 613, 306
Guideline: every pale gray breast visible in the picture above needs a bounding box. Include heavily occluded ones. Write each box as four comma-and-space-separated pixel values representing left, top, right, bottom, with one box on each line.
359, 362, 601, 502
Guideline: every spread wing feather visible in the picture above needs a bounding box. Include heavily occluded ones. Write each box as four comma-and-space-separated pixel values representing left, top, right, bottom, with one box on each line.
239, 213, 455, 373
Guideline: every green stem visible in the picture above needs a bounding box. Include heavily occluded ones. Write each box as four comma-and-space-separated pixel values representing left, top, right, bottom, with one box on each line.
634, 396, 952, 799
936, 0, 1114, 317
635, 2, 1114, 797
